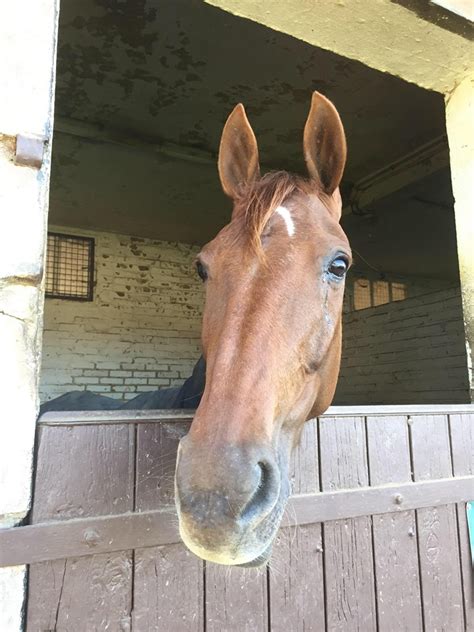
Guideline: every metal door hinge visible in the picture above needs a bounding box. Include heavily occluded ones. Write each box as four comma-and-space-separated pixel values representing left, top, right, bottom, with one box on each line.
15, 133, 46, 168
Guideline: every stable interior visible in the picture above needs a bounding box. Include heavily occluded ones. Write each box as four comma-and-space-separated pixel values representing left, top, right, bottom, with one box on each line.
40, 0, 470, 407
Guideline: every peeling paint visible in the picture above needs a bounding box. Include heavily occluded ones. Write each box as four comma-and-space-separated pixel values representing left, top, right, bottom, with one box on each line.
53, 0, 445, 180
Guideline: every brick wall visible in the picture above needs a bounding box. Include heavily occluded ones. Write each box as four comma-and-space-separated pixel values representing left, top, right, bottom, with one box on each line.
40, 226, 204, 402
40, 227, 469, 406
335, 287, 470, 404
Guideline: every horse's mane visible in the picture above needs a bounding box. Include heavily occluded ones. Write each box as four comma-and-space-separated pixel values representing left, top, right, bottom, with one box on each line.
233, 171, 326, 256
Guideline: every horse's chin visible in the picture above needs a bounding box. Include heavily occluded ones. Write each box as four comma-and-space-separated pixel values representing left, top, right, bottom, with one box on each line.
178, 528, 274, 567
236, 541, 273, 567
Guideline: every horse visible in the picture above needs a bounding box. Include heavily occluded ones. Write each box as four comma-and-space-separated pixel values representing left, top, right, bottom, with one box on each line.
175, 91, 350, 567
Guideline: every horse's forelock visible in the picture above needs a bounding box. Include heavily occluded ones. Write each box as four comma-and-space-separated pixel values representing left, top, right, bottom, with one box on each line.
233, 172, 323, 257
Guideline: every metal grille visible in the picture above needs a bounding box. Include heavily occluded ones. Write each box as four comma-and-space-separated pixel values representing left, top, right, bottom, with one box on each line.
353, 278, 371, 310
45, 233, 94, 300
391, 282, 407, 302
372, 280, 390, 306
351, 277, 407, 311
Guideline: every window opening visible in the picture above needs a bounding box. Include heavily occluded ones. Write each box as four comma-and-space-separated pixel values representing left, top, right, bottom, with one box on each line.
45, 232, 94, 301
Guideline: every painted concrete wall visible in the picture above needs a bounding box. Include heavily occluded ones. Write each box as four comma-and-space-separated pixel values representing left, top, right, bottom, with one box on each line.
446, 74, 474, 400
336, 287, 470, 405
40, 227, 203, 403
0, 2, 59, 630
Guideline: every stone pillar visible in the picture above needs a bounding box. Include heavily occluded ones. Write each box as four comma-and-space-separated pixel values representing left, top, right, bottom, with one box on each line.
0, 2, 59, 630
446, 74, 474, 401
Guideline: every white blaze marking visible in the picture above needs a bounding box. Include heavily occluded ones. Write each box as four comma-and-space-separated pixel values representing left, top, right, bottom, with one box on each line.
275, 205, 295, 237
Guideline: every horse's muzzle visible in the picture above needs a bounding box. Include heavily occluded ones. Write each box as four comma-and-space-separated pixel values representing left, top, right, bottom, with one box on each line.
174, 436, 283, 565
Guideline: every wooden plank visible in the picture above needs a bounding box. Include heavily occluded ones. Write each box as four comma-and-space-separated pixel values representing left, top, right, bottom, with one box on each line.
411, 414, 465, 631
285, 476, 474, 527
2, 475, 473, 567
38, 404, 474, 426
449, 413, 474, 631
324, 404, 474, 417
367, 415, 422, 631
39, 408, 195, 425
26, 423, 135, 631
269, 420, 325, 632
1, 511, 180, 567
132, 421, 204, 632
320, 416, 377, 631
205, 565, 268, 632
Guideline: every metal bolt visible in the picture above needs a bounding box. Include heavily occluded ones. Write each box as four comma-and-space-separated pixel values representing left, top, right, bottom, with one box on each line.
394, 493, 403, 505
83, 528, 101, 547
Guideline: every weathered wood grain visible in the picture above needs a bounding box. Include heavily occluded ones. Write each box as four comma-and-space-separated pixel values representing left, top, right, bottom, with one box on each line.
449, 413, 474, 631
132, 421, 204, 632
411, 414, 464, 631
27, 424, 135, 632
205, 564, 267, 632
367, 415, 422, 631
269, 420, 325, 632
320, 416, 377, 631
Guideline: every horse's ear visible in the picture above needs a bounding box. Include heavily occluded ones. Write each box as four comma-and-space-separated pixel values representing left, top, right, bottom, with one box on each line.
303, 92, 347, 197
218, 103, 260, 199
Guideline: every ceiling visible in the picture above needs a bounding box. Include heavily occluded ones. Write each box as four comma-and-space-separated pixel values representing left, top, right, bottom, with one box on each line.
49, 0, 459, 281
343, 168, 458, 280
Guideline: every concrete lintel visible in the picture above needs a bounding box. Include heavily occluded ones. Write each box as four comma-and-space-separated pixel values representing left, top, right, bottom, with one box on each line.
205, 0, 473, 94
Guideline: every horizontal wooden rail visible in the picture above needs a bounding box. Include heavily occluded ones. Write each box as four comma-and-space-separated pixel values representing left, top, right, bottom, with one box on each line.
38, 404, 474, 426
2, 475, 472, 567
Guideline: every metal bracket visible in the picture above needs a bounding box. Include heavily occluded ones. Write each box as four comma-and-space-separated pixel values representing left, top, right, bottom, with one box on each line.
15, 133, 46, 169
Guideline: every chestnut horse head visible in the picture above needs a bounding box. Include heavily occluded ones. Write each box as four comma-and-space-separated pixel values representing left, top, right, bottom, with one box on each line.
175, 92, 350, 566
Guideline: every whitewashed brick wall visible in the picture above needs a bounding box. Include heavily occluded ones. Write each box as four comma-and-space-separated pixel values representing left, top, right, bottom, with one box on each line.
40, 226, 204, 402
335, 287, 470, 404
40, 227, 469, 406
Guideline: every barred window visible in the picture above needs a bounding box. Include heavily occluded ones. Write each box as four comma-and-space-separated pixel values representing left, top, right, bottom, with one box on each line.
353, 278, 371, 310
45, 233, 94, 301
351, 277, 407, 312
372, 280, 390, 306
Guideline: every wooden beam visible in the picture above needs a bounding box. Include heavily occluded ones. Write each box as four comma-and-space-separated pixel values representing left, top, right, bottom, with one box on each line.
1, 475, 472, 567
38, 404, 474, 426
54, 116, 217, 166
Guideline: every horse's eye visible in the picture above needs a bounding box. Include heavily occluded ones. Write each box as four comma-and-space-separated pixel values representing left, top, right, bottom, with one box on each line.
328, 256, 348, 279
196, 260, 208, 282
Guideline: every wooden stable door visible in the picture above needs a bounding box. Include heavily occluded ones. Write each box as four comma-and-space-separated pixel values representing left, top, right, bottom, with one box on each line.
0, 406, 472, 631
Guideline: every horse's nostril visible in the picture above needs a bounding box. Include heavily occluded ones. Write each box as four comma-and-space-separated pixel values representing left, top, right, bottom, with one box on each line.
240, 460, 279, 525
257, 461, 268, 491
